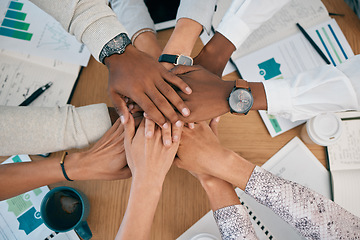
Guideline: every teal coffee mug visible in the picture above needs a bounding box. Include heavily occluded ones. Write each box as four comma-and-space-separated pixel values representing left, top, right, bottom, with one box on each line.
40, 186, 92, 240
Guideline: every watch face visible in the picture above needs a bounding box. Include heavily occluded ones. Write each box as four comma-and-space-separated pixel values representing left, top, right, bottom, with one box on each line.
229, 88, 253, 114
107, 35, 125, 50
177, 55, 193, 66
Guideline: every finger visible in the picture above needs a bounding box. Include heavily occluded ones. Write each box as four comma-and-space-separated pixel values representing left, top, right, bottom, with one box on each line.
118, 166, 132, 179
172, 120, 184, 143
129, 103, 143, 114
146, 88, 180, 123
188, 122, 195, 129
124, 114, 135, 149
162, 69, 192, 95
161, 121, 172, 147
134, 94, 166, 125
109, 91, 129, 124
155, 80, 191, 119
145, 116, 155, 138
209, 117, 221, 137
170, 65, 201, 76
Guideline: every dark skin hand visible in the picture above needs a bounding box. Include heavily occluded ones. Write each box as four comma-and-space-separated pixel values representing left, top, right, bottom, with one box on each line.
171, 65, 234, 122
171, 65, 268, 123
104, 44, 192, 126
194, 32, 236, 77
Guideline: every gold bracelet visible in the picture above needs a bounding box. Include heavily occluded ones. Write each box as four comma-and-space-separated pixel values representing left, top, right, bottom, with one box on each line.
60, 151, 73, 181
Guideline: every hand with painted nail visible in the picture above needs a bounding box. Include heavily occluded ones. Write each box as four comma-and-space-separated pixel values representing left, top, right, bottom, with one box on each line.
104, 45, 192, 126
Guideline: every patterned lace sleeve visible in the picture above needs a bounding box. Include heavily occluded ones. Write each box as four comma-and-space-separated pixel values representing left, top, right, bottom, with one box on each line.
213, 205, 258, 240
245, 166, 360, 239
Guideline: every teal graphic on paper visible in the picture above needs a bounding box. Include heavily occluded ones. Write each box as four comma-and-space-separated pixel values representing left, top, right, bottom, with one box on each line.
258, 58, 281, 80
0, 1, 33, 41
17, 206, 43, 234
12, 155, 23, 163
7, 193, 32, 217
33, 188, 42, 196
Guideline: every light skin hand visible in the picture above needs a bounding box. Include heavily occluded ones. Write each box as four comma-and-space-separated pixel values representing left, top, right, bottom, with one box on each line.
175, 118, 255, 191
105, 44, 191, 126
66, 118, 131, 181
116, 116, 182, 239
0, 119, 131, 201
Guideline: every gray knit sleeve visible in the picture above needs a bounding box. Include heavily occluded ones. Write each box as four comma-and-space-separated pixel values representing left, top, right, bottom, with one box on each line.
0, 104, 111, 156
245, 166, 360, 239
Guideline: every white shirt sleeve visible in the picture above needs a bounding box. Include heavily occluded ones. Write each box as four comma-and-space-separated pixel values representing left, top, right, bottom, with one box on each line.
217, 0, 290, 48
30, 0, 128, 62
263, 55, 360, 121
110, 0, 155, 40
0, 104, 111, 156
176, 0, 217, 34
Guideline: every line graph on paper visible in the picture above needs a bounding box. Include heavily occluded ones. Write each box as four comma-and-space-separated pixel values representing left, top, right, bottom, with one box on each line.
36, 22, 71, 51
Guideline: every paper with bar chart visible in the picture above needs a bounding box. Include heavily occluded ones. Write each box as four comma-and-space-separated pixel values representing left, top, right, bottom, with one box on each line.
0, 0, 90, 66
234, 19, 354, 137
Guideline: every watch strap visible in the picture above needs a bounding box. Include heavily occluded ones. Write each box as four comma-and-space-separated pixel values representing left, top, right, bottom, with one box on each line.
99, 33, 131, 64
158, 54, 178, 64
235, 79, 250, 90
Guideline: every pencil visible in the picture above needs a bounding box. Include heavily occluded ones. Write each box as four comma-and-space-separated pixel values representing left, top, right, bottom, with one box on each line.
296, 23, 331, 65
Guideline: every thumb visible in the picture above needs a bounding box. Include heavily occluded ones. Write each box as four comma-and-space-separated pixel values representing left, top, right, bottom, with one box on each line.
111, 93, 130, 124
124, 114, 135, 150
209, 116, 221, 137
170, 65, 200, 75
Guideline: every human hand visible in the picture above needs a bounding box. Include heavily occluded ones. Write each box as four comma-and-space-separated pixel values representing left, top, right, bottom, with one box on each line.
194, 32, 236, 77
171, 65, 235, 123
66, 118, 131, 181
175, 117, 230, 177
124, 116, 182, 186
105, 44, 192, 126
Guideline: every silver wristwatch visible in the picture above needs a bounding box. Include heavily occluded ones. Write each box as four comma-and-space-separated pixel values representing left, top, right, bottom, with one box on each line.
99, 33, 132, 64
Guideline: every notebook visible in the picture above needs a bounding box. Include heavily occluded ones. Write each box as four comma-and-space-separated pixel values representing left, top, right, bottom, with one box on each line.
326, 111, 360, 218
0, 155, 80, 240
177, 137, 331, 240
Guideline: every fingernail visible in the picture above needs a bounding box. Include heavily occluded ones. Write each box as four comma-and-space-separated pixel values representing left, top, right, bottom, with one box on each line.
189, 123, 195, 129
173, 135, 179, 142
175, 120, 183, 127
215, 117, 220, 122
163, 122, 169, 129
146, 131, 153, 138
182, 108, 190, 117
143, 112, 148, 118
185, 87, 192, 94
124, 97, 129, 103
165, 139, 172, 146
128, 104, 134, 110
120, 115, 125, 124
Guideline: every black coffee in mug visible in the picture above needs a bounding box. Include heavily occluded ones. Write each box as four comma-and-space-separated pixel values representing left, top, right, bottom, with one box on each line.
43, 190, 83, 230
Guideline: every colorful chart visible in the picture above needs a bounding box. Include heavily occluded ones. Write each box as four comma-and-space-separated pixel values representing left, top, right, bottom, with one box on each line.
0, 1, 33, 41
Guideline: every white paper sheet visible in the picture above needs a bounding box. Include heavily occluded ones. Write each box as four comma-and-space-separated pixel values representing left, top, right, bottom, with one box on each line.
177, 137, 331, 240
0, 155, 80, 240
0, 51, 80, 107
0, 0, 90, 66
234, 19, 354, 137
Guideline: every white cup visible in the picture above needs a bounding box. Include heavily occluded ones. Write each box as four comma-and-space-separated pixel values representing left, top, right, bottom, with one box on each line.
190, 233, 219, 240
300, 112, 343, 146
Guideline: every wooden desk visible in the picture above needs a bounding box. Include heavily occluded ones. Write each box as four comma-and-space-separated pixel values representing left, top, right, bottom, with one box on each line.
2, 0, 359, 239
